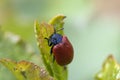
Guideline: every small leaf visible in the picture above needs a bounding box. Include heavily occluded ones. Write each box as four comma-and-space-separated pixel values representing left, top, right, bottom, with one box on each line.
0, 58, 54, 80
49, 14, 66, 35
95, 55, 120, 80
34, 15, 67, 80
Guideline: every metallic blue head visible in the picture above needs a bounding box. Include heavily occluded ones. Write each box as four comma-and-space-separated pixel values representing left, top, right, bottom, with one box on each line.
49, 33, 62, 46
45, 28, 63, 47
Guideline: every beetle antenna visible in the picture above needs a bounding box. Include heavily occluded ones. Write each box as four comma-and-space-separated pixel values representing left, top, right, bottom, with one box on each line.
54, 27, 57, 33
54, 27, 64, 33
56, 28, 64, 32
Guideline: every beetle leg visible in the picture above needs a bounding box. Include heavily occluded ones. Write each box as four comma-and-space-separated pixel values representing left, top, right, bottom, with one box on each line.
44, 37, 49, 45
50, 46, 54, 55
49, 42, 52, 46
45, 38, 53, 47
44, 37, 49, 40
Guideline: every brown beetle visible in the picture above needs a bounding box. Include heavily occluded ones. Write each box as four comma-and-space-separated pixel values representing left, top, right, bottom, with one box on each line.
45, 28, 74, 66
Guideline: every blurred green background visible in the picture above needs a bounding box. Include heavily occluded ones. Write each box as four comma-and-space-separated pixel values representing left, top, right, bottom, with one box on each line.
1, 0, 120, 80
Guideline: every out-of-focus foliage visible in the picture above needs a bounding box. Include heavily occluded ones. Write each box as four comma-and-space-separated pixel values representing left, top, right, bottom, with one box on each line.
95, 55, 120, 80
0, 28, 44, 79
34, 15, 67, 80
0, 29, 33, 61
0, 28, 42, 64
0, 58, 53, 80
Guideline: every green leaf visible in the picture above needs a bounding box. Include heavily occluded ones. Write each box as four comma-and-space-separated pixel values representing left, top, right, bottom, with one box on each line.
95, 55, 120, 80
0, 58, 54, 80
34, 15, 67, 80
49, 14, 66, 35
